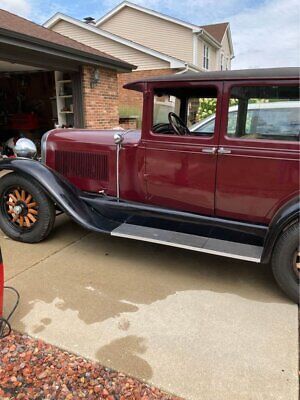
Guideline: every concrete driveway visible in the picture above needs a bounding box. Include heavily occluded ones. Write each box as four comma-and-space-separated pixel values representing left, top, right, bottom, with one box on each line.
1, 215, 298, 400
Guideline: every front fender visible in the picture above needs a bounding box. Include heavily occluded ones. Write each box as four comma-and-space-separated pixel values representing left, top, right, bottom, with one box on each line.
0, 158, 118, 233
261, 196, 299, 263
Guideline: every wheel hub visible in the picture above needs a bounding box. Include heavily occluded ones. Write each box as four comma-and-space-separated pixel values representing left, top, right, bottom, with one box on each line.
5, 188, 39, 228
13, 204, 23, 215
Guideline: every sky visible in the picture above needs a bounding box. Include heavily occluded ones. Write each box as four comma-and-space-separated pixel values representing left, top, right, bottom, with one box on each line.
0, 0, 299, 69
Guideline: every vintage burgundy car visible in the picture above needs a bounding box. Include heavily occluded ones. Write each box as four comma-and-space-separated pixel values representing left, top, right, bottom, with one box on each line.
0, 68, 299, 302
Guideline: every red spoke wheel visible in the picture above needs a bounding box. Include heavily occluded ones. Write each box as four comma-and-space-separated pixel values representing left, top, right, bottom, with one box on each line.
0, 173, 55, 243
5, 188, 39, 230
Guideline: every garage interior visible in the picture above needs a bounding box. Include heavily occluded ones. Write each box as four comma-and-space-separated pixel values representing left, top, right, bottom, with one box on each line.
0, 7, 133, 157
0, 61, 74, 156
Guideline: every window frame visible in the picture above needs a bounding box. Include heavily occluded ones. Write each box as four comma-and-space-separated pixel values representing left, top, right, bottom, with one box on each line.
142, 81, 223, 146
220, 53, 224, 71
203, 45, 209, 70
219, 80, 300, 150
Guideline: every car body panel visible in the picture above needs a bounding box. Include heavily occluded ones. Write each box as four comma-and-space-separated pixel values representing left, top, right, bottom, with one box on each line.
215, 80, 300, 224
44, 128, 146, 201
141, 81, 223, 214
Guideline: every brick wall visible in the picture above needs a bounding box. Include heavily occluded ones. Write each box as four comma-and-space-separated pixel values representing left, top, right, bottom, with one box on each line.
118, 68, 179, 120
82, 66, 119, 129
119, 117, 138, 130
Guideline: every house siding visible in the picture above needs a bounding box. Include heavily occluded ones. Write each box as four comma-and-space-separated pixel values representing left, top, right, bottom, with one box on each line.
197, 39, 218, 71
221, 30, 232, 69
52, 20, 170, 70
99, 6, 194, 64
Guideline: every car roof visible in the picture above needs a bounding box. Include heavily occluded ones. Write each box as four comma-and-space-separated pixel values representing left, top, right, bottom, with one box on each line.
124, 67, 300, 90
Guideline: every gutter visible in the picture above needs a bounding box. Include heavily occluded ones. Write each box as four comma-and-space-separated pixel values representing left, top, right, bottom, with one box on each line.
176, 63, 204, 74
198, 29, 222, 49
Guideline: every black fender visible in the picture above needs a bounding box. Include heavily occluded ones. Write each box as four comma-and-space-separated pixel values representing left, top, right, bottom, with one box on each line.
0, 158, 119, 233
261, 196, 299, 263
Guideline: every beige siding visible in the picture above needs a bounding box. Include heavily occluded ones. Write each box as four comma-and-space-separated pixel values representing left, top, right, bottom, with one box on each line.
52, 20, 170, 70
197, 39, 218, 71
221, 30, 232, 70
100, 6, 194, 63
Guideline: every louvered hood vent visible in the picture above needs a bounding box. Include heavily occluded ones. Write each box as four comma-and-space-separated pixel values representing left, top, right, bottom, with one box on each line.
54, 150, 109, 181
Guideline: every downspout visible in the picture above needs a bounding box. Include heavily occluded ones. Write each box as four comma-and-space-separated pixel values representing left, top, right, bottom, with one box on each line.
192, 32, 199, 65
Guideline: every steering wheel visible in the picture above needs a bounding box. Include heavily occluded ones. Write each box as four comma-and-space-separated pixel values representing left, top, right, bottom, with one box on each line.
168, 112, 190, 136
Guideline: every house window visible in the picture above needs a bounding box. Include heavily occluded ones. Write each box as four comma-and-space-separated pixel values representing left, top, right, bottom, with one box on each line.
225, 57, 229, 70
203, 45, 209, 70
220, 53, 224, 70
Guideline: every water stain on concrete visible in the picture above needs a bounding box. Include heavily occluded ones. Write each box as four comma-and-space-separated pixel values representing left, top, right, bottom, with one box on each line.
96, 335, 153, 380
3, 224, 290, 335
32, 317, 52, 334
118, 318, 130, 331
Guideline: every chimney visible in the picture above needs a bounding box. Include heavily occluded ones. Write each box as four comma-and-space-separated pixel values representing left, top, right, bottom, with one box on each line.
83, 17, 96, 24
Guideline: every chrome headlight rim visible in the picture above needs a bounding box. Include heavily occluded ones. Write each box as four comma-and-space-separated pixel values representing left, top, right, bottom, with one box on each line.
14, 138, 37, 159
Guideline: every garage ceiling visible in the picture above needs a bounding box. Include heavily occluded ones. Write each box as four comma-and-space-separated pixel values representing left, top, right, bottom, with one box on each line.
0, 60, 45, 72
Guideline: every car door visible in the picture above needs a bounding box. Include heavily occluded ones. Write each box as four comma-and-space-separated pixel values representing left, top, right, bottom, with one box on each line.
143, 82, 222, 215
215, 80, 300, 225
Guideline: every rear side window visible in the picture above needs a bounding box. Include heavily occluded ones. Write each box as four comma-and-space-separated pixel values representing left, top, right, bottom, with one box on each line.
227, 85, 300, 141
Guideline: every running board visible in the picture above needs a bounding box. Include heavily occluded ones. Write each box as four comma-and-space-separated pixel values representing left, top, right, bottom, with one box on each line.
111, 224, 263, 263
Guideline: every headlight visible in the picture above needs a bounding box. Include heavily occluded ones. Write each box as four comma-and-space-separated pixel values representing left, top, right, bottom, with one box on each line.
14, 138, 37, 159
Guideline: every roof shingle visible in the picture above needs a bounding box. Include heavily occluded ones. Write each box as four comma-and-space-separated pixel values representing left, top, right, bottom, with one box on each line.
0, 8, 134, 69
200, 22, 229, 43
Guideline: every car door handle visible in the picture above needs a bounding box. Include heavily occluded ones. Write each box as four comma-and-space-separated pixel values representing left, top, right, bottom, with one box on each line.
218, 147, 232, 154
202, 147, 217, 154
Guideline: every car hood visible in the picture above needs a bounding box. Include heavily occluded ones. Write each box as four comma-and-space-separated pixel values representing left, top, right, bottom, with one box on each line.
47, 128, 142, 146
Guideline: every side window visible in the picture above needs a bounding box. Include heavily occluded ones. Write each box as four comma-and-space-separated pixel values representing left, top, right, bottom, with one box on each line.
227, 85, 300, 141
152, 87, 218, 137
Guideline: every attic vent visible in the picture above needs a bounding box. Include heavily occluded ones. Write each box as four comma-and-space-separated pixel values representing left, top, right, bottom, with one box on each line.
83, 17, 96, 24
55, 150, 109, 181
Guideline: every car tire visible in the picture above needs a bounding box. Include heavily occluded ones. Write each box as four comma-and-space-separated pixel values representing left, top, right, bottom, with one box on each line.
0, 172, 55, 243
271, 223, 299, 304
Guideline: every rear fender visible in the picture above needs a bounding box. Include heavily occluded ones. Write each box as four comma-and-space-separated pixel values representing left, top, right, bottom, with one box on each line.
0, 158, 118, 233
261, 196, 299, 263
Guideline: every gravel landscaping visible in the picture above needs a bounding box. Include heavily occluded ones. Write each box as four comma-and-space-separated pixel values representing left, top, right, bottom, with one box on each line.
0, 331, 182, 400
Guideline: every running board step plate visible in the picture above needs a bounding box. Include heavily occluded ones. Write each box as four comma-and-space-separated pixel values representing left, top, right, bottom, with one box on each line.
111, 224, 263, 263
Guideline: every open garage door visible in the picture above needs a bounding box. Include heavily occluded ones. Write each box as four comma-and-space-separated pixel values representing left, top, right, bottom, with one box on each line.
0, 61, 78, 156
